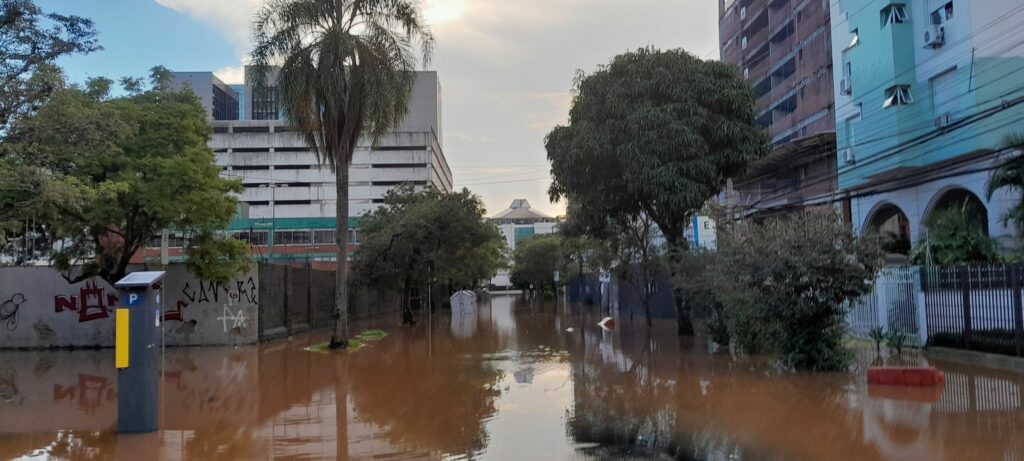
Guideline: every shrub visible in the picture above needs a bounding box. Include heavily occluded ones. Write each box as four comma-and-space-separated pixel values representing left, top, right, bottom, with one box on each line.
711, 209, 882, 371
910, 204, 999, 265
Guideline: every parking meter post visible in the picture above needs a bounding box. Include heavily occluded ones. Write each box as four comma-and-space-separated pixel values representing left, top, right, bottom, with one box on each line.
114, 271, 165, 434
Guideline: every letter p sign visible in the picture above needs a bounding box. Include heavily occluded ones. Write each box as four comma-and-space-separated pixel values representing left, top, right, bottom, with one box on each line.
128, 293, 140, 307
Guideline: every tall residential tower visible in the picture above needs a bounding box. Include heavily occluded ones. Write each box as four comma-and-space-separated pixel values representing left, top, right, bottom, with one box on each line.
718, 0, 838, 218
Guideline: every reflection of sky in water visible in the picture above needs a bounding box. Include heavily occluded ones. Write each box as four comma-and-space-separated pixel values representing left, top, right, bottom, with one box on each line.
472, 358, 575, 461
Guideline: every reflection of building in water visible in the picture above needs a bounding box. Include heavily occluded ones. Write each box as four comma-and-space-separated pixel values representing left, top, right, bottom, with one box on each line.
513, 367, 535, 384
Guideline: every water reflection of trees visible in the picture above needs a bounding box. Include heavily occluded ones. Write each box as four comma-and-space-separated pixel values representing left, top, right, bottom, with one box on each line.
346, 320, 504, 457
564, 315, 798, 460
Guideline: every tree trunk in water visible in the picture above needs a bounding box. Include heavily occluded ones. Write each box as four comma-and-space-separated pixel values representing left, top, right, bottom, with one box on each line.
675, 296, 694, 335
402, 280, 415, 325
330, 164, 351, 349
334, 361, 349, 459
667, 239, 695, 336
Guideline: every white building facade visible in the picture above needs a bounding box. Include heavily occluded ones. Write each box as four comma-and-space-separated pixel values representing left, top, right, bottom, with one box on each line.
168, 69, 452, 264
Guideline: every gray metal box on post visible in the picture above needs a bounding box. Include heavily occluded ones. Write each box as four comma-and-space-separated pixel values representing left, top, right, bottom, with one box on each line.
114, 271, 165, 434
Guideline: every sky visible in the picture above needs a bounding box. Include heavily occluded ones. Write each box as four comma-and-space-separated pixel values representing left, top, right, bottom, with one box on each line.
39, 0, 719, 218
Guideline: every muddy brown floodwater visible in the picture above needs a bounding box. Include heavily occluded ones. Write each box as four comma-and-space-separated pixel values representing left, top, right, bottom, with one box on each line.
1, 294, 1024, 460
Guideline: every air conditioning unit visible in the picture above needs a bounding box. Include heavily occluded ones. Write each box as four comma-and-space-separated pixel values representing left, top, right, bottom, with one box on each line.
842, 148, 856, 164
840, 78, 852, 95
934, 113, 952, 127
924, 25, 945, 48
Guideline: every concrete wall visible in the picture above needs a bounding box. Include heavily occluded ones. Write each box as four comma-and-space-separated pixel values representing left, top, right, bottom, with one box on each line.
0, 265, 259, 349
160, 264, 259, 346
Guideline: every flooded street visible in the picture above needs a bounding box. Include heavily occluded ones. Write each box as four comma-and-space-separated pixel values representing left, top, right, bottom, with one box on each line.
2, 294, 1024, 460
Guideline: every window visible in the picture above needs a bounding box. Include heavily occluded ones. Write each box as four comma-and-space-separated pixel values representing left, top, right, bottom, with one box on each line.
252, 85, 280, 121
743, 67, 750, 79
232, 231, 268, 246
931, 68, 959, 119
233, 126, 269, 133
881, 4, 909, 27
373, 145, 427, 151
883, 85, 913, 108
848, 28, 859, 48
313, 229, 335, 245
273, 230, 312, 246
740, 6, 746, 20
741, 36, 748, 49
844, 115, 859, 148
372, 163, 428, 168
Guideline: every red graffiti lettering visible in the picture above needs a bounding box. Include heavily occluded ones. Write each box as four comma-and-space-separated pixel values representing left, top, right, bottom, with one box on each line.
54, 295, 77, 313
164, 300, 188, 322
54, 282, 112, 322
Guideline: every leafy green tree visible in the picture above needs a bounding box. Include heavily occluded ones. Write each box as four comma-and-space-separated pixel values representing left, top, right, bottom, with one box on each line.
546, 48, 768, 334
251, 0, 434, 348
712, 209, 881, 371
0, 75, 249, 283
510, 235, 563, 296
910, 204, 999, 265
0, 0, 100, 132
352, 186, 506, 323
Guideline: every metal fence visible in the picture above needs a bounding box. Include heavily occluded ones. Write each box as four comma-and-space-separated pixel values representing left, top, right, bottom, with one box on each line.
848, 266, 925, 345
923, 265, 1024, 357
847, 264, 1024, 357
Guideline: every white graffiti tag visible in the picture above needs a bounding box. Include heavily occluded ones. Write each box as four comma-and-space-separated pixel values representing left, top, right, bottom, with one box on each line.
216, 307, 249, 332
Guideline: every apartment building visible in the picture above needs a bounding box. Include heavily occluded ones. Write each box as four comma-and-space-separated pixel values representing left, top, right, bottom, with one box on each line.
832, 0, 1024, 249
718, 0, 838, 218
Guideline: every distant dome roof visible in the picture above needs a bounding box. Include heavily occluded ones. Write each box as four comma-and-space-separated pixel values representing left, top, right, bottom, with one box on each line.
491, 199, 553, 221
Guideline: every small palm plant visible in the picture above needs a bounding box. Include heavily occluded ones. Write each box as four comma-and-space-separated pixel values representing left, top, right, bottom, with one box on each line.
869, 326, 886, 356
885, 330, 908, 356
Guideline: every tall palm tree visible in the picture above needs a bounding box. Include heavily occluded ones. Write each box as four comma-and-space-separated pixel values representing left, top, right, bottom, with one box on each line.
251, 0, 433, 348
987, 132, 1024, 230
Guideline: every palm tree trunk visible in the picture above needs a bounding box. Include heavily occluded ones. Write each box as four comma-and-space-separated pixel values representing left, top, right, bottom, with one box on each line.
330, 164, 350, 349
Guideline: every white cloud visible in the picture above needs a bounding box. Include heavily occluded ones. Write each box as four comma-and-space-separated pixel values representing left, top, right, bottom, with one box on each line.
154, 0, 262, 50
214, 64, 246, 84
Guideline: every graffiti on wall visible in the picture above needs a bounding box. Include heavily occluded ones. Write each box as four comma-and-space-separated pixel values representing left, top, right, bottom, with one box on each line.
54, 282, 117, 323
1, 293, 26, 331
169, 276, 257, 323
217, 306, 249, 332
